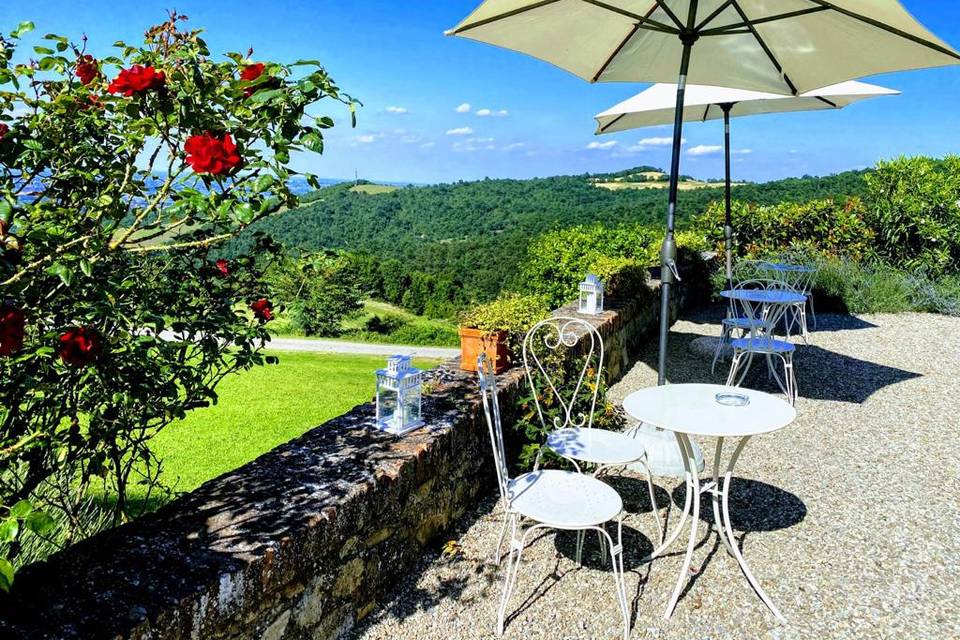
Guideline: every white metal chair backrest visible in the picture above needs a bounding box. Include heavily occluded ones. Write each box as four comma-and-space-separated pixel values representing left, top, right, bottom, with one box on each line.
522, 316, 604, 433
477, 352, 511, 508
730, 279, 788, 347
732, 259, 766, 283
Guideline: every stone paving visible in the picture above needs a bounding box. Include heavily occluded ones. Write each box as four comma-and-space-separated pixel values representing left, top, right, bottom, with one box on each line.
350, 309, 960, 640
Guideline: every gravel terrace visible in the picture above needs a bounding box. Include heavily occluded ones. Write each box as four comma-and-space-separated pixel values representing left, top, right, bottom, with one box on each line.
351, 309, 960, 640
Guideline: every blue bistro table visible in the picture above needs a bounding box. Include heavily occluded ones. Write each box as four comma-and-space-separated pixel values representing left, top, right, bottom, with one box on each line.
719, 288, 806, 401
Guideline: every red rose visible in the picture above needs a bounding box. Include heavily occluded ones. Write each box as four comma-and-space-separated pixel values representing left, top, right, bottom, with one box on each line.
215, 258, 230, 277
240, 63, 266, 98
58, 326, 103, 367
184, 132, 242, 176
250, 298, 273, 322
240, 63, 265, 82
75, 55, 99, 85
107, 65, 166, 97
0, 123, 8, 141
0, 306, 25, 356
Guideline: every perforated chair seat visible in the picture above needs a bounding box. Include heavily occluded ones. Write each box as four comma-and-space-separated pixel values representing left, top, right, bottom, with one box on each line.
731, 336, 795, 354
507, 470, 623, 529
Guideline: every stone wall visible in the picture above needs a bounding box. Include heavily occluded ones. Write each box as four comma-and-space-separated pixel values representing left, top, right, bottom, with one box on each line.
0, 277, 692, 640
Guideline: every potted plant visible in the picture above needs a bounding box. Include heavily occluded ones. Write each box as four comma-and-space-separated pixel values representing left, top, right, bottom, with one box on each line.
458, 293, 550, 373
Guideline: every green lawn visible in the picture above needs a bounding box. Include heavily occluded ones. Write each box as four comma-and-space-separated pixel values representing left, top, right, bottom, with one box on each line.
143, 351, 439, 496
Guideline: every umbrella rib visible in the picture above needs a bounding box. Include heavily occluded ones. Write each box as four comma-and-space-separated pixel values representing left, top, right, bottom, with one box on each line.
580, 0, 679, 34
729, 0, 800, 96
815, 95, 839, 108
699, 7, 829, 36
696, 0, 735, 32
446, 0, 562, 34
701, 103, 711, 122
591, 22, 643, 82
805, 0, 960, 61
597, 112, 627, 133
653, 0, 686, 31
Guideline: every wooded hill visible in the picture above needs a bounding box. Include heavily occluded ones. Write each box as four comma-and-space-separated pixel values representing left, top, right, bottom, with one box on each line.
230, 166, 870, 301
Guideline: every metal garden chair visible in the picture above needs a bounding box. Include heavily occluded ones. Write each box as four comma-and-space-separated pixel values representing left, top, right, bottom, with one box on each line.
711, 270, 779, 374
476, 352, 630, 639
760, 257, 818, 343
522, 316, 663, 544
724, 281, 798, 405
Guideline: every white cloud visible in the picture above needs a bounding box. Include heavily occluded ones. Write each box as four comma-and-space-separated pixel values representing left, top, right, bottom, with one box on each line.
638, 136, 675, 146
446, 126, 474, 136
455, 103, 471, 113
586, 140, 618, 150
477, 108, 509, 117
502, 142, 526, 151
385, 106, 408, 114
474, 137, 495, 143
733, 148, 753, 155
687, 144, 723, 156
355, 134, 379, 144
420, 141, 436, 148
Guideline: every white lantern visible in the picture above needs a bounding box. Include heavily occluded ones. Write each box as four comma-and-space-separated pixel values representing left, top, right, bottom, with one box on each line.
578, 274, 604, 315
375, 355, 424, 435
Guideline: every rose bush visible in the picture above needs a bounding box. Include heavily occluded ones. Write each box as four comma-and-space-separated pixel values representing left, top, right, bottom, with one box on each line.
0, 13, 357, 589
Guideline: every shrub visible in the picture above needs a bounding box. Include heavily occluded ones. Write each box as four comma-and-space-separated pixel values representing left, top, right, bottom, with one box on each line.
0, 14, 356, 583
270, 253, 364, 336
365, 314, 405, 335
460, 292, 551, 353
693, 197, 875, 262
865, 155, 960, 276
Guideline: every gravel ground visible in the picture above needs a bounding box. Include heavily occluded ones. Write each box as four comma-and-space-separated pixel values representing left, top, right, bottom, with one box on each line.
351, 308, 960, 640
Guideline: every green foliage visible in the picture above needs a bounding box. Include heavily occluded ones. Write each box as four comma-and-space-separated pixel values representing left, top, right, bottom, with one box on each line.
461, 292, 551, 353
694, 197, 876, 261
520, 223, 710, 308
270, 253, 363, 336
865, 155, 960, 276
0, 14, 354, 579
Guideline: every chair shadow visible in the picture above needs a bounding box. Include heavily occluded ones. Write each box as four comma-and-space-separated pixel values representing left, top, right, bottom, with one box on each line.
635, 323, 921, 405
553, 524, 653, 572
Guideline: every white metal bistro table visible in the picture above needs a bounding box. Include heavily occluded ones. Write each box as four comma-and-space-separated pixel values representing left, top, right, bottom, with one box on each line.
622, 383, 797, 622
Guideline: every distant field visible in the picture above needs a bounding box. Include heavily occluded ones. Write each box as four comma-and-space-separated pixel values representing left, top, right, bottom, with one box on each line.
142, 350, 440, 497
595, 180, 743, 191
271, 300, 460, 347
350, 183, 399, 195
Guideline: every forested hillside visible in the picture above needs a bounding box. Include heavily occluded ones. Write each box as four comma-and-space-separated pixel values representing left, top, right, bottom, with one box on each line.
230, 166, 870, 301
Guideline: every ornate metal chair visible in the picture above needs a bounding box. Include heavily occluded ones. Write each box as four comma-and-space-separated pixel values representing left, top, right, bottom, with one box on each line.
477, 352, 630, 639
522, 316, 663, 544
724, 281, 798, 404
712, 268, 779, 373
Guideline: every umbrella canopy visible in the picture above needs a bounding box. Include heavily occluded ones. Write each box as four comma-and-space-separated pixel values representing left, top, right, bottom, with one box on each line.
594, 80, 900, 283
595, 81, 901, 133
448, 0, 960, 389
447, 1, 960, 93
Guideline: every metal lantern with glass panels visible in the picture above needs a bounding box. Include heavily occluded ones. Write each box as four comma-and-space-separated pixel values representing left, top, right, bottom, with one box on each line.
375, 355, 424, 435
578, 274, 604, 315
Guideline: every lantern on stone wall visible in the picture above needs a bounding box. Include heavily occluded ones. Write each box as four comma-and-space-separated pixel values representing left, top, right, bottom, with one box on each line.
375, 355, 424, 435
578, 274, 604, 315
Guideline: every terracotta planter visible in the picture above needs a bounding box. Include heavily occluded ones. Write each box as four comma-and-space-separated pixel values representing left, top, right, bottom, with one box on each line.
458, 327, 511, 373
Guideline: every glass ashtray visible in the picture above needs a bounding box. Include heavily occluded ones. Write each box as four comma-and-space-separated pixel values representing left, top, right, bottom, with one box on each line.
715, 392, 750, 407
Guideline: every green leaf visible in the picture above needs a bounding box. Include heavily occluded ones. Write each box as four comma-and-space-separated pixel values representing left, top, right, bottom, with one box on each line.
0, 558, 14, 592
0, 518, 18, 543
33, 46, 55, 55
9, 500, 32, 519
26, 511, 56, 536
79, 259, 93, 277
300, 133, 324, 154
46, 262, 73, 286
248, 88, 284, 104
11, 21, 35, 38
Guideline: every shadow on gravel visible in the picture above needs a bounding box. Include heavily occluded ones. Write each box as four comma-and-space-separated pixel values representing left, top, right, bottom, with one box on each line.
553, 524, 653, 572
672, 478, 807, 532
635, 326, 921, 405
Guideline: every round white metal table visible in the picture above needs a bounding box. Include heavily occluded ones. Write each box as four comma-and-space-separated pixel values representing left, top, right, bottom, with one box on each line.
622, 383, 797, 622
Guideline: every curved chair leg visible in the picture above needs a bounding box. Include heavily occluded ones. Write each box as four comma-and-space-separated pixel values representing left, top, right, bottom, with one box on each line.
726, 350, 744, 387
664, 434, 701, 619
597, 521, 630, 640
497, 523, 542, 635
637, 457, 665, 544
798, 304, 809, 344
711, 325, 731, 374
645, 443, 693, 561
785, 355, 797, 405
493, 511, 512, 565
575, 530, 585, 567
808, 295, 817, 330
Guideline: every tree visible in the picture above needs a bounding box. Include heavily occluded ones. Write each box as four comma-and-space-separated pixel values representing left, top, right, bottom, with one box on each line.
0, 13, 357, 587
270, 253, 363, 336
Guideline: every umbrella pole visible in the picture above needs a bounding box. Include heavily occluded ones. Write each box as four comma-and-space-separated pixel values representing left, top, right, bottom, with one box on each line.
722, 103, 734, 290
656, 35, 695, 386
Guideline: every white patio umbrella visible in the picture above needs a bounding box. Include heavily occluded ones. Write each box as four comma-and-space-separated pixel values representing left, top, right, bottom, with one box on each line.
447, 0, 960, 386
594, 80, 901, 285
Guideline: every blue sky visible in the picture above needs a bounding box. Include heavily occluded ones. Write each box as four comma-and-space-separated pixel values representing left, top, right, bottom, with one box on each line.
3, 1, 960, 184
